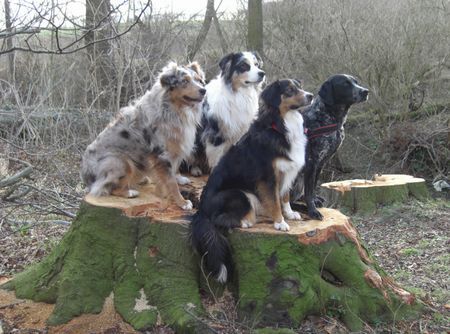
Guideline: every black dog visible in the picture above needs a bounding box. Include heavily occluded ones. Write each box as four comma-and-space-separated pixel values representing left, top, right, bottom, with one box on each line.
291, 74, 369, 220
191, 79, 313, 283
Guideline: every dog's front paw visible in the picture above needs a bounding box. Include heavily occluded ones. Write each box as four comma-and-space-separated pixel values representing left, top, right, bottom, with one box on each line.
285, 210, 302, 221
190, 166, 203, 177
241, 219, 254, 229
308, 208, 323, 220
126, 189, 140, 198
180, 199, 193, 211
274, 219, 290, 232
176, 174, 191, 185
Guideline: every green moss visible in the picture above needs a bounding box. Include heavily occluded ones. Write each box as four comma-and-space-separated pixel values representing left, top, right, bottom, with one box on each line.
1, 202, 421, 333
136, 221, 207, 333
376, 184, 409, 206
407, 181, 429, 200
399, 247, 420, 256
352, 187, 377, 213
230, 231, 421, 331
1, 203, 206, 332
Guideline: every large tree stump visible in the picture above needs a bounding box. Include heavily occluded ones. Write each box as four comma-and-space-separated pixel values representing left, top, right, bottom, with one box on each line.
1, 177, 421, 332
321, 174, 429, 213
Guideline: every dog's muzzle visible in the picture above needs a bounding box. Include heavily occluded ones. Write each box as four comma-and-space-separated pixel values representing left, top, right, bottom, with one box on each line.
360, 89, 369, 101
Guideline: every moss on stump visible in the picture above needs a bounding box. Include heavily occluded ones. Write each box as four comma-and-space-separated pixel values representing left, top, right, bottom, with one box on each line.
1, 177, 421, 332
321, 174, 428, 214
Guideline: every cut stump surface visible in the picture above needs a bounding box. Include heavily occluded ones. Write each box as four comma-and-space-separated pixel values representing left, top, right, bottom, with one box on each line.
321, 174, 429, 213
2, 176, 421, 332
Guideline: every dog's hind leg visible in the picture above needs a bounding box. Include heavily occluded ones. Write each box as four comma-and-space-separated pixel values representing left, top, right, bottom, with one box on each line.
89, 156, 139, 198
207, 190, 254, 229
150, 157, 193, 210
240, 192, 260, 228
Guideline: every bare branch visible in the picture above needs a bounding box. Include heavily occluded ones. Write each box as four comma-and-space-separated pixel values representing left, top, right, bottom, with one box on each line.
0, 1, 152, 56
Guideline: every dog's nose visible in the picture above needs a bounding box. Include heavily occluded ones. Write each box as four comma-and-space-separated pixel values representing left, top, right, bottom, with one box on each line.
360, 89, 369, 98
258, 71, 265, 78
306, 93, 313, 102
199, 88, 206, 96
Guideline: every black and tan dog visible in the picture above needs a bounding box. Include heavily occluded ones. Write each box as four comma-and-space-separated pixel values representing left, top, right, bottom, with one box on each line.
291, 74, 369, 220
191, 79, 313, 283
81, 61, 206, 210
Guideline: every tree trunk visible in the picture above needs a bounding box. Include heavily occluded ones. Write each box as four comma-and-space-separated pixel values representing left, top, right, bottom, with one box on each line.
85, 0, 114, 109
1, 177, 421, 332
213, 12, 228, 54
321, 174, 429, 213
187, 0, 215, 61
247, 0, 263, 55
4, 0, 15, 83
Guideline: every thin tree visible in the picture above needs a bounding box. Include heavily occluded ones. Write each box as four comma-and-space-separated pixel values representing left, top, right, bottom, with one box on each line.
187, 0, 215, 61
4, 0, 15, 83
85, 0, 114, 109
247, 0, 263, 55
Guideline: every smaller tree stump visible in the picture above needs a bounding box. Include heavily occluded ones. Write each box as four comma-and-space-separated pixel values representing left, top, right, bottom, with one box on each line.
321, 174, 429, 213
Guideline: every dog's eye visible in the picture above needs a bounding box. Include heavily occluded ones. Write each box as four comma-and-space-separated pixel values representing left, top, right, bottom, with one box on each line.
182, 78, 189, 85
239, 63, 250, 71
285, 87, 296, 96
195, 76, 205, 85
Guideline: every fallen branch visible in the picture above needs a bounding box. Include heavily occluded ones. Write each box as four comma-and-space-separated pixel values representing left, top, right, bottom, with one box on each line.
0, 300, 25, 309
0, 166, 33, 188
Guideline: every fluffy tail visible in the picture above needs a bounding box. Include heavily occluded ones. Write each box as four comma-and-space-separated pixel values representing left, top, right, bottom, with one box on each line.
191, 212, 232, 283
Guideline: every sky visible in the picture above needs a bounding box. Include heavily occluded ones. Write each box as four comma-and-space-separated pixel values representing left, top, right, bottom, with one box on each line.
0, 0, 247, 28
155, 0, 243, 16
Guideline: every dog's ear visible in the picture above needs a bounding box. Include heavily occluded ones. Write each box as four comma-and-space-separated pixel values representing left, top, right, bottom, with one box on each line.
160, 73, 178, 88
318, 79, 334, 105
187, 61, 205, 82
260, 80, 281, 109
219, 53, 234, 73
252, 51, 263, 67
293, 79, 303, 89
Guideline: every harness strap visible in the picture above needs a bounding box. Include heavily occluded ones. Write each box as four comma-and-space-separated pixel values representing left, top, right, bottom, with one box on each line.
305, 123, 339, 139
271, 122, 339, 140
271, 122, 280, 132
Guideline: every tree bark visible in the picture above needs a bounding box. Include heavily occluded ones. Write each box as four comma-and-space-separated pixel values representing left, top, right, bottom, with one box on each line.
4, 0, 15, 83
213, 12, 228, 54
321, 174, 429, 213
85, 0, 114, 109
187, 0, 215, 61
1, 177, 421, 332
247, 0, 263, 55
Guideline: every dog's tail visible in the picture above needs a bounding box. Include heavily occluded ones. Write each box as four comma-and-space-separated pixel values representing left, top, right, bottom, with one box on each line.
191, 212, 232, 283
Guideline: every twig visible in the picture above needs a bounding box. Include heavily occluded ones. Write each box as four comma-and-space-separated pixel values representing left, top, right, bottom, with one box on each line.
0, 300, 25, 309
183, 306, 219, 334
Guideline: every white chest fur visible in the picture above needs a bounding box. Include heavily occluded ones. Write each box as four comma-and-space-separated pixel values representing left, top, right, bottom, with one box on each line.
205, 78, 259, 143
179, 105, 201, 158
275, 111, 307, 195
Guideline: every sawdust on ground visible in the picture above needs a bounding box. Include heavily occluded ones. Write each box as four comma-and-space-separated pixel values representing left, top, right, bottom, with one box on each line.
0, 287, 138, 334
